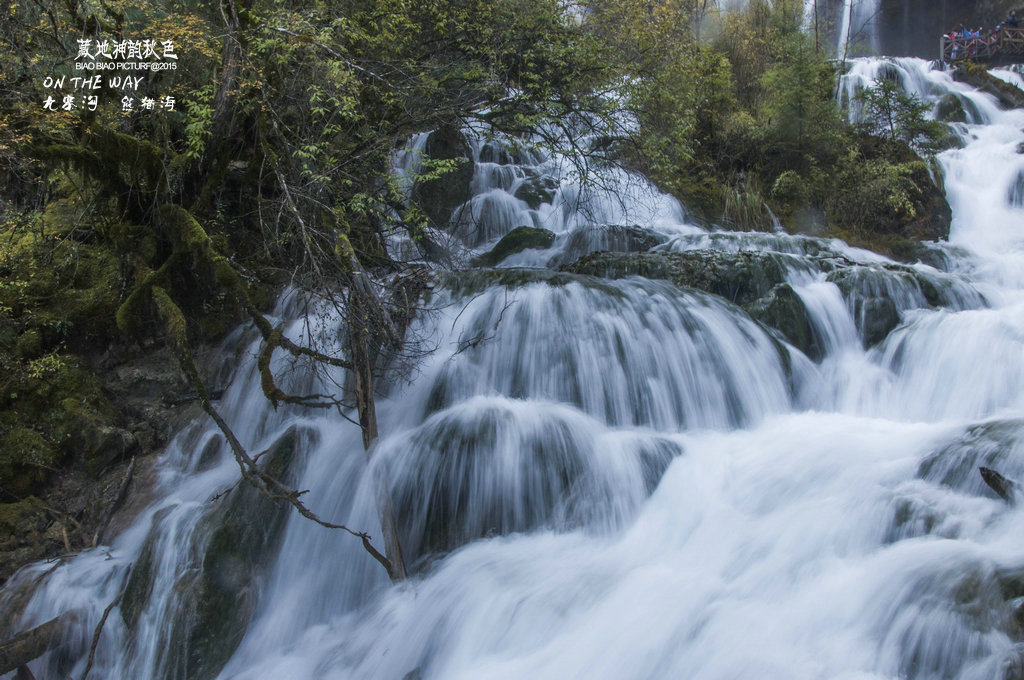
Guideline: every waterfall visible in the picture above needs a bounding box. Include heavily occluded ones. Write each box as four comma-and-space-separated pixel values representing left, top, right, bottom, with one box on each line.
837, 0, 881, 57
4, 57, 1024, 680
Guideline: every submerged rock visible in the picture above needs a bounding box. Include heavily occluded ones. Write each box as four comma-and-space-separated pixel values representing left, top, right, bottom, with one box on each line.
1009, 169, 1024, 208
935, 93, 968, 123
387, 401, 681, 565
918, 419, 1024, 500
154, 426, 314, 680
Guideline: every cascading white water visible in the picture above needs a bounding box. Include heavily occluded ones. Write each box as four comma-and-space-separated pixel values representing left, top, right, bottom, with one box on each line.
4, 56, 1024, 680
836, 0, 881, 57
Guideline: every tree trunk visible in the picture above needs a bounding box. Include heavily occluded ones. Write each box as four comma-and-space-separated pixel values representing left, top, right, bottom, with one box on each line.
814, 0, 820, 55
349, 288, 407, 582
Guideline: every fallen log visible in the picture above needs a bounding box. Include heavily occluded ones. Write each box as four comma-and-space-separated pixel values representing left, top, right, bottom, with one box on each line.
0, 612, 75, 676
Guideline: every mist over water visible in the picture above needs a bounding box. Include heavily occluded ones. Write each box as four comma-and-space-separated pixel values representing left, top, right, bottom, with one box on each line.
4, 57, 1024, 680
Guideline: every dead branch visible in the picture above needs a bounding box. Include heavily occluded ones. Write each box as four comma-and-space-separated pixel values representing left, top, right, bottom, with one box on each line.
79, 574, 128, 680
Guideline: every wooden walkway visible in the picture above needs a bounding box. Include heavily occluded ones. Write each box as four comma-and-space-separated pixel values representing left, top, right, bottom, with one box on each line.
942, 27, 1024, 65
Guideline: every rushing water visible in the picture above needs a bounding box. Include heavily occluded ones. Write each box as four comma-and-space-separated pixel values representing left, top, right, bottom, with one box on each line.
4, 57, 1024, 680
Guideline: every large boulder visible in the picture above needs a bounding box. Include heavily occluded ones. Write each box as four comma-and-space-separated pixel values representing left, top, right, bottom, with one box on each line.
935, 93, 968, 123
472, 227, 556, 266
410, 126, 475, 230
514, 172, 559, 209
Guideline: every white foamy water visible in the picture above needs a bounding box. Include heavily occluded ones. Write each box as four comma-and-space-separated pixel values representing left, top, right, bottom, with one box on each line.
3, 57, 1024, 680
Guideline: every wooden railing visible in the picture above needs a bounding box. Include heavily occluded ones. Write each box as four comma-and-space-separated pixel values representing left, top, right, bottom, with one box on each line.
942, 27, 1024, 63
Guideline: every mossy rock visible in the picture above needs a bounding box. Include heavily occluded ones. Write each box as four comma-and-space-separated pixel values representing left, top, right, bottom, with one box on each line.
745, 284, 821, 360
440, 268, 620, 300
563, 250, 794, 306
0, 498, 45, 535
162, 426, 315, 680
472, 227, 556, 266
930, 124, 966, 152
953, 64, 1024, 110
935, 94, 968, 123
514, 175, 558, 209
0, 428, 61, 497
410, 126, 474, 230
550, 224, 666, 267
845, 136, 953, 243
826, 268, 905, 346
0, 497, 52, 586
54, 397, 137, 476
478, 139, 534, 165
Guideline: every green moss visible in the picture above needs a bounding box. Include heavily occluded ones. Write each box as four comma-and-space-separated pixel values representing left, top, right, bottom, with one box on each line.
935, 94, 967, 123
0, 428, 60, 496
0, 498, 43, 533
152, 286, 188, 351
14, 330, 42, 359
473, 227, 556, 267
170, 427, 311, 680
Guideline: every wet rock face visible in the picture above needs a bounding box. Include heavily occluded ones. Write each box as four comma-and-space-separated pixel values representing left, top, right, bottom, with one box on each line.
1009, 169, 1024, 208
125, 426, 315, 680
563, 250, 792, 306
889, 418, 1024, 543
411, 126, 475, 230
514, 172, 558, 210
826, 268, 906, 347
936, 93, 968, 123
953, 65, 1024, 111
746, 284, 822, 361
549, 224, 667, 267
472, 226, 556, 266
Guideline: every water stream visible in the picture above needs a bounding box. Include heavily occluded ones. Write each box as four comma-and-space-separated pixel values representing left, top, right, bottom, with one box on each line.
4, 56, 1024, 680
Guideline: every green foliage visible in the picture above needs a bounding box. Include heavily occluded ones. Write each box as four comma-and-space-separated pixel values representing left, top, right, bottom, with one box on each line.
855, 78, 946, 153
0, 427, 59, 497
759, 32, 843, 173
